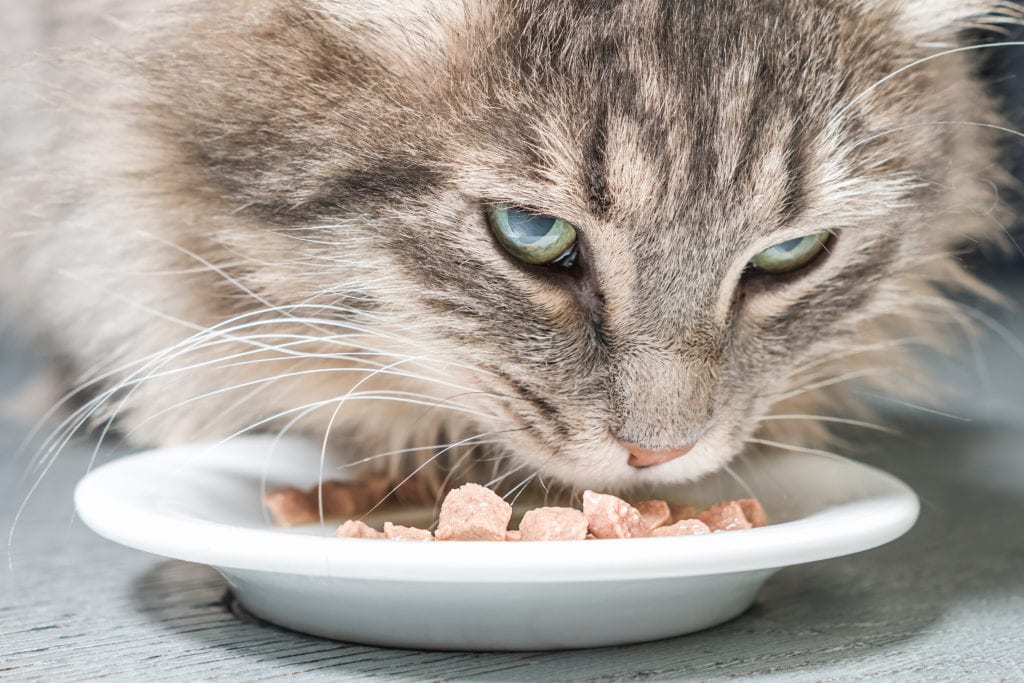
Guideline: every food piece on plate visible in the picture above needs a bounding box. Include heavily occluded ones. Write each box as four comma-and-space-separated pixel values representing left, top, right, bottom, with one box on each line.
636, 500, 673, 530
582, 491, 649, 539
505, 530, 522, 541
383, 522, 433, 541
334, 519, 384, 539
434, 483, 513, 541
697, 501, 753, 532
518, 507, 589, 541
360, 475, 393, 504
650, 519, 712, 537
668, 503, 698, 522
361, 475, 391, 498
264, 487, 318, 526
737, 498, 768, 527
317, 481, 369, 518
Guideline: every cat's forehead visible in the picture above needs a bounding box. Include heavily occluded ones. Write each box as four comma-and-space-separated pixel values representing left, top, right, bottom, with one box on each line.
460, 1, 900, 241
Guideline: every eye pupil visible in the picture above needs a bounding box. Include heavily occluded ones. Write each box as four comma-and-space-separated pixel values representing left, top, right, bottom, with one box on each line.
773, 236, 807, 253
504, 210, 558, 244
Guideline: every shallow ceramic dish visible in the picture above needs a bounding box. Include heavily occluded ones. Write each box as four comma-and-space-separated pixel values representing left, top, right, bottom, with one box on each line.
74, 435, 918, 651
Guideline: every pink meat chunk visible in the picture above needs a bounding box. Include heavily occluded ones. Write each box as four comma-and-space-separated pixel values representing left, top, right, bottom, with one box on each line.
333, 519, 384, 539
360, 475, 393, 504
383, 522, 433, 541
317, 481, 369, 518
636, 500, 673, 530
738, 498, 768, 528
434, 483, 512, 541
583, 491, 649, 539
650, 519, 712, 537
668, 503, 698, 522
505, 530, 522, 541
264, 487, 318, 526
518, 507, 589, 541
697, 501, 753, 532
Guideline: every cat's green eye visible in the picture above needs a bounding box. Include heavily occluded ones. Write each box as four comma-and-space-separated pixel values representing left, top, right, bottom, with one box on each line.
748, 231, 831, 274
486, 203, 578, 266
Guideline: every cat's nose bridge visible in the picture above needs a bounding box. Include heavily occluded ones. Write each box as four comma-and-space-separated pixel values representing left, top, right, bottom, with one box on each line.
623, 244, 725, 331
608, 347, 716, 449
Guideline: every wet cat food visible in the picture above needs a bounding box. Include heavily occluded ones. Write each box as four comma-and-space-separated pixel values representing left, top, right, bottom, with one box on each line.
266, 480, 765, 541
434, 483, 513, 541
264, 484, 352, 526
649, 519, 712, 537
636, 499, 673, 530
263, 477, 406, 526
518, 507, 589, 541
334, 519, 384, 539
738, 498, 768, 528
697, 500, 753, 532
582, 491, 651, 539
383, 522, 434, 541
264, 487, 320, 527
318, 481, 370, 518
668, 503, 698, 523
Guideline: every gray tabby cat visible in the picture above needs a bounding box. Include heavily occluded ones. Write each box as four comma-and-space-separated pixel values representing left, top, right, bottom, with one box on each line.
1, 0, 1019, 493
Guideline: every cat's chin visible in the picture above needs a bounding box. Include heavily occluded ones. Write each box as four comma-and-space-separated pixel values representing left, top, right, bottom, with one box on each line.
510, 423, 741, 492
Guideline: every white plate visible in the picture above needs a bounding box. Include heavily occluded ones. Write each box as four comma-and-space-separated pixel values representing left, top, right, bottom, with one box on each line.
74, 435, 919, 651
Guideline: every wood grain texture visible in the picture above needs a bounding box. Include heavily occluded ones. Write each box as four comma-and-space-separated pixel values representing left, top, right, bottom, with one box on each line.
2, 294, 1024, 681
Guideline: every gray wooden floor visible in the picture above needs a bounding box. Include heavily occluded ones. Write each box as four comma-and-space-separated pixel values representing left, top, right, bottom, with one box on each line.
2, 282, 1024, 681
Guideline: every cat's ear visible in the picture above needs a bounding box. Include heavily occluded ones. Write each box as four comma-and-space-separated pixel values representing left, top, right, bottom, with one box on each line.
889, 0, 1023, 39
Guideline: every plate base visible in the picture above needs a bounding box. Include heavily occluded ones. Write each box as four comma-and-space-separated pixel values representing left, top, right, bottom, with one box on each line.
222, 567, 775, 651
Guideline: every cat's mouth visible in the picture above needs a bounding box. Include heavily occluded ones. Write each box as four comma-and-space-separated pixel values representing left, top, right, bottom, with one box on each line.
498, 421, 739, 492
620, 441, 697, 468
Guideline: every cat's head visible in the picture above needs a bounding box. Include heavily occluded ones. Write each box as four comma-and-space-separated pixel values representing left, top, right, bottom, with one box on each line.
67, 0, 1018, 490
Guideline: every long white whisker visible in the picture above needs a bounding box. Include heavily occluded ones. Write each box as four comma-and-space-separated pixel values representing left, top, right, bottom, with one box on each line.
485, 462, 529, 489
851, 391, 972, 421
361, 432, 514, 517
26, 319, 494, 476
722, 465, 756, 499
757, 413, 899, 434
123, 366, 491, 442
829, 41, 1024, 128
763, 367, 884, 404
848, 120, 1024, 152
505, 472, 538, 506
432, 449, 477, 511
25, 333, 406, 478
316, 355, 435, 524
338, 440, 503, 469
950, 300, 1024, 363
744, 437, 850, 460
24, 305, 492, 460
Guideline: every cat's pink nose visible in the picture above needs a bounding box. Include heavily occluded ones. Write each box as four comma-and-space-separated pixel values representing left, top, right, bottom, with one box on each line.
618, 439, 696, 468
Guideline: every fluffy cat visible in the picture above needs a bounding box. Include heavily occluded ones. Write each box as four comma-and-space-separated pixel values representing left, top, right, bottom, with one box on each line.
1, 0, 1020, 494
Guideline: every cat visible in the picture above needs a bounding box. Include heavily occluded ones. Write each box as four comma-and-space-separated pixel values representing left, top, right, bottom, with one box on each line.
1, 0, 1020, 496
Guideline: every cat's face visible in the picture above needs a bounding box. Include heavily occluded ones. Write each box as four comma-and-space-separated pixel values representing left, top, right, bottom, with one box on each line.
118, 0, 1009, 490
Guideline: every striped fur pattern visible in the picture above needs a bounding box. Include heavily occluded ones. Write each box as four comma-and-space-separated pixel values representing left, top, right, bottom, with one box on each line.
1, 0, 1020, 493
